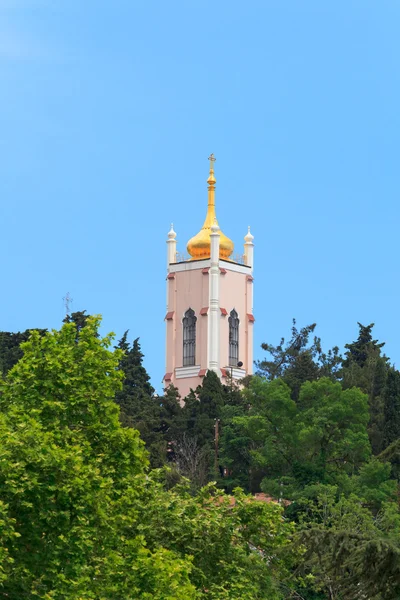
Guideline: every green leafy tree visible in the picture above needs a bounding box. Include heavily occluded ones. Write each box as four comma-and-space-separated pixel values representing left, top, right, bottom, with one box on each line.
220, 378, 296, 493
256, 320, 342, 401
221, 377, 371, 498
0, 317, 294, 599
0, 318, 195, 598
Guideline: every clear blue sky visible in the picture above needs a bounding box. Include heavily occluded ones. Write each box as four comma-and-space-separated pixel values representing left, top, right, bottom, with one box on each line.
1, 0, 399, 390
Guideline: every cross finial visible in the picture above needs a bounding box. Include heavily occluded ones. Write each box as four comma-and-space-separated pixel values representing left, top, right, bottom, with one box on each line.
208, 153, 216, 164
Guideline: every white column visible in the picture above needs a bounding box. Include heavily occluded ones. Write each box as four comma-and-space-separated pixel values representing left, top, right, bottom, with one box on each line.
166, 224, 176, 313
166, 223, 177, 271
208, 221, 220, 373
165, 224, 177, 380
244, 226, 254, 271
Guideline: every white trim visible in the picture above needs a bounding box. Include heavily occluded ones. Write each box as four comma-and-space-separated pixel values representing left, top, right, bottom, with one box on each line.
220, 260, 251, 275
208, 228, 220, 373
170, 259, 250, 275
175, 365, 201, 379
224, 367, 247, 380
170, 259, 211, 273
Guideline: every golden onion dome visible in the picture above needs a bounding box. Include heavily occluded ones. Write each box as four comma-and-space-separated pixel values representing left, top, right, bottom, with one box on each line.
187, 154, 234, 260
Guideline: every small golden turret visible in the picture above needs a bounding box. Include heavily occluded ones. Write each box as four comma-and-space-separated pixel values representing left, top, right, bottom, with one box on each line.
187, 154, 234, 260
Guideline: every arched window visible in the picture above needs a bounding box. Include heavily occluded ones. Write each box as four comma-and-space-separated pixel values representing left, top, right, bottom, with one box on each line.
229, 309, 239, 366
183, 308, 197, 366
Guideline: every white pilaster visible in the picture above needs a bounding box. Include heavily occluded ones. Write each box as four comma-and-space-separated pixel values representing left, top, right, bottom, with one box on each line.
244, 226, 254, 271
166, 223, 177, 271
208, 221, 220, 373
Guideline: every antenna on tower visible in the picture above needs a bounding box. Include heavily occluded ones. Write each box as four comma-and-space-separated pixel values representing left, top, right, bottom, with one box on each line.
63, 292, 73, 317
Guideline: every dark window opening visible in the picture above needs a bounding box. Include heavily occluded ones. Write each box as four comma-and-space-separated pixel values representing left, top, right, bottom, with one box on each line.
183, 308, 197, 366
229, 309, 239, 366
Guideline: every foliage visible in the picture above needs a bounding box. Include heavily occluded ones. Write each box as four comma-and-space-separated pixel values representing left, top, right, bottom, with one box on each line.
256, 320, 342, 401
221, 377, 371, 499
342, 322, 389, 454
0, 318, 295, 599
383, 368, 400, 448
0, 328, 47, 377
63, 309, 91, 333
291, 484, 400, 599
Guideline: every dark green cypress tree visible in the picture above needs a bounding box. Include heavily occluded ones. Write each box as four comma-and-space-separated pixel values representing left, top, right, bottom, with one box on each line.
63, 310, 90, 331
114, 332, 155, 429
383, 369, 400, 449
183, 370, 224, 447
159, 385, 182, 440
343, 322, 385, 368
342, 323, 389, 454
0, 329, 47, 378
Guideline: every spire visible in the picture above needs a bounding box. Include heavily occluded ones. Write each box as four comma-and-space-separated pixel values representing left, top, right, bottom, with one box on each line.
166, 223, 177, 268
167, 223, 177, 240
244, 226, 254, 244
187, 155, 234, 260
244, 225, 254, 270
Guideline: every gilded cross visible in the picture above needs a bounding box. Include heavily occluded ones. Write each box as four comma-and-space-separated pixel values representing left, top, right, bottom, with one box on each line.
208, 153, 216, 164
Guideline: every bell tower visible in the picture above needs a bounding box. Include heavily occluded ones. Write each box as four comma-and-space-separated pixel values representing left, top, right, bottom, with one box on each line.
163, 156, 254, 398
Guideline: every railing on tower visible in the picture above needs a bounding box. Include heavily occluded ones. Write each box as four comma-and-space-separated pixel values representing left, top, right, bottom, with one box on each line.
173, 252, 247, 265
175, 251, 191, 263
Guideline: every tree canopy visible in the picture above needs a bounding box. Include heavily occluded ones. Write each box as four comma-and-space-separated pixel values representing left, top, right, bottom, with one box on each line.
0, 317, 295, 599
2, 315, 400, 599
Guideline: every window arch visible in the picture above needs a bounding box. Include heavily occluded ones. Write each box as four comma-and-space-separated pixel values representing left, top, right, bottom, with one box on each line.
229, 309, 239, 366
183, 308, 197, 366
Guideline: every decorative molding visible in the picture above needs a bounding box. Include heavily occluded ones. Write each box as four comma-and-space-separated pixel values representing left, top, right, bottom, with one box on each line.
175, 365, 201, 379
165, 311, 174, 320
169, 259, 211, 274
220, 267, 227, 274
219, 259, 251, 275
202, 268, 210, 274
220, 307, 228, 316
200, 307, 208, 316
167, 273, 175, 279
246, 275, 254, 282
198, 368, 207, 377
247, 313, 255, 322
163, 372, 173, 381
221, 367, 247, 380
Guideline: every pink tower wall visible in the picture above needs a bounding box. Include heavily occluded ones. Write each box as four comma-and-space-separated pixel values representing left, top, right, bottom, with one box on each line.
218, 265, 254, 375
164, 259, 254, 400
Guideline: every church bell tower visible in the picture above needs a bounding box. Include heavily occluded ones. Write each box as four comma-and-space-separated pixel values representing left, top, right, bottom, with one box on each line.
163, 155, 254, 398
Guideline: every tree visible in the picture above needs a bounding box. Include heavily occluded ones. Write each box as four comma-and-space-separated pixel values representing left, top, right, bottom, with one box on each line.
220, 377, 297, 493
62, 309, 90, 332
221, 377, 371, 499
0, 317, 195, 598
295, 487, 400, 600
0, 329, 46, 377
114, 332, 154, 426
342, 323, 389, 454
0, 317, 295, 598
343, 322, 385, 368
256, 320, 342, 401
383, 368, 400, 449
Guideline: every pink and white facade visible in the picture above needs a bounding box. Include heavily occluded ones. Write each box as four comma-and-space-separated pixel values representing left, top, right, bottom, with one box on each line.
163, 161, 255, 398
